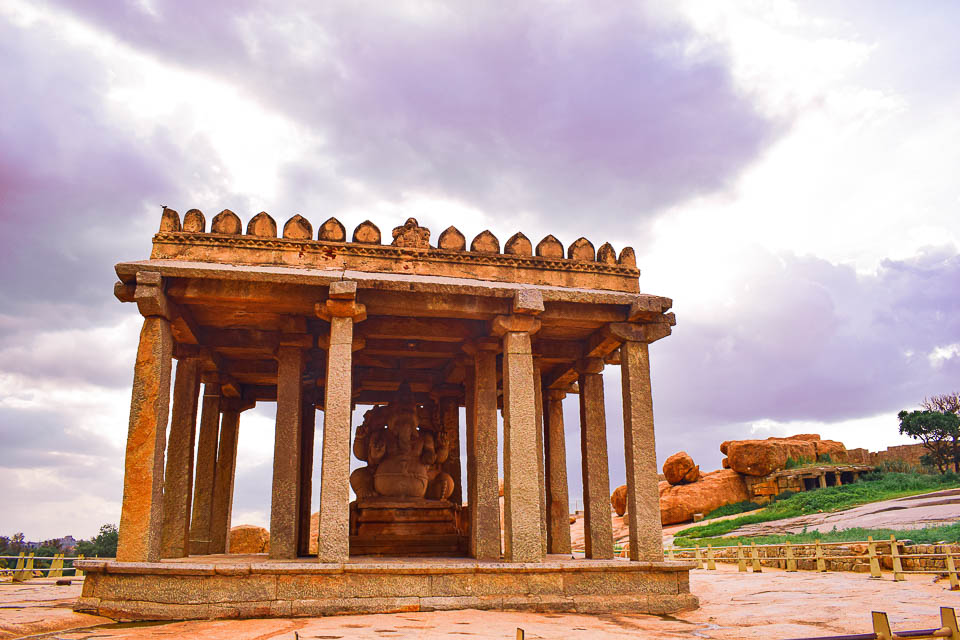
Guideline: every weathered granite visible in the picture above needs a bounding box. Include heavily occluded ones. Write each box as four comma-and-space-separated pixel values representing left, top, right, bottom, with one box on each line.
160, 357, 200, 559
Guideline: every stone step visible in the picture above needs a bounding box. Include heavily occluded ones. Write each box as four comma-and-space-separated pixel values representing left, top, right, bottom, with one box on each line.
349, 534, 466, 557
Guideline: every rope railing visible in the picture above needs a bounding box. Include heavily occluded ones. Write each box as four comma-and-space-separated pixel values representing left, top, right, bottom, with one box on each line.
661, 534, 960, 589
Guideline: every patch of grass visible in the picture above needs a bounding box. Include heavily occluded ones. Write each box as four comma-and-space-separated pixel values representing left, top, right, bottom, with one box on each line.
674, 521, 960, 548
702, 500, 763, 520
674, 471, 960, 541
784, 456, 815, 469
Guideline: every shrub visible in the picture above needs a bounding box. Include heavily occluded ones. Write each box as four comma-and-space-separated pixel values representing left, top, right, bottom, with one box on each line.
785, 456, 814, 469
817, 453, 833, 463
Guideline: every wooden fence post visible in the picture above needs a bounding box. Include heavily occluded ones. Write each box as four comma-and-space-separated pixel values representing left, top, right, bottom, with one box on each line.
867, 536, 882, 579
890, 535, 905, 582
750, 542, 762, 573
946, 554, 959, 591
694, 544, 704, 569
941, 607, 959, 640
668, 548, 676, 562
707, 544, 717, 570
25, 553, 35, 579
815, 539, 827, 572
12, 553, 25, 582
872, 611, 893, 640
737, 542, 747, 572
786, 541, 797, 572
75, 554, 84, 578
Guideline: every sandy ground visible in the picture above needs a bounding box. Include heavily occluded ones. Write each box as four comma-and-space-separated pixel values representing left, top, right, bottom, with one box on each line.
3, 564, 959, 640
729, 488, 960, 537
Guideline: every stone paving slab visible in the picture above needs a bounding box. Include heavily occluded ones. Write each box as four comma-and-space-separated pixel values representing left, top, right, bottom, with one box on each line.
3, 564, 960, 639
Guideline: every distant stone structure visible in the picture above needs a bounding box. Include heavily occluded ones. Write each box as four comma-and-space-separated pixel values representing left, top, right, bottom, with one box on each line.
847, 443, 928, 467
76, 209, 695, 618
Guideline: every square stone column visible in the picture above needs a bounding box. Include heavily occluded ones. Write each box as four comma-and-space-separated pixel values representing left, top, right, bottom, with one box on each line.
532, 357, 547, 558
160, 357, 201, 559
116, 312, 173, 563
189, 381, 221, 555
465, 339, 501, 561
495, 314, 544, 563
315, 282, 365, 563
619, 339, 664, 561
270, 346, 306, 559
578, 357, 614, 559
210, 405, 241, 554
543, 389, 572, 554
297, 397, 317, 557
462, 356, 478, 557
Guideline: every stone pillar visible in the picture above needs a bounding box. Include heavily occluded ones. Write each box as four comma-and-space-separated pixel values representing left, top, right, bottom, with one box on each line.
819, 474, 827, 488
297, 398, 317, 557
116, 311, 174, 563
210, 404, 241, 554
467, 339, 501, 561
270, 345, 306, 559
578, 357, 614, 559
437, 395, 463, 505
463, 357, 478, 557
532, 357, 547, 558
160, 357, 201, 559
619, 339, 664, 561
543, 389, 572, 554
495, 314, 544, 563
315, 282, 365, 563
189, 382, 221, 555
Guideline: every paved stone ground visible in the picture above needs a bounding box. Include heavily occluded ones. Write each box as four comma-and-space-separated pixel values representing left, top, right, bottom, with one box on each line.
2, 564, 959, 639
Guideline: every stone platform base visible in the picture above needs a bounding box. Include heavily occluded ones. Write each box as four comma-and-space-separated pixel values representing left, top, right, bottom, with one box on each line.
75, 556, 698, 620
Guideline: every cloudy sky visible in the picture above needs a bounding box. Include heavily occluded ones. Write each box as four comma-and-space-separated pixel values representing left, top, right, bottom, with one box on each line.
2, 1, 958, 541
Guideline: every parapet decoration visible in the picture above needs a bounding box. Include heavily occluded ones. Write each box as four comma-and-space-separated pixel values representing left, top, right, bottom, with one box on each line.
151, 208, 641, 292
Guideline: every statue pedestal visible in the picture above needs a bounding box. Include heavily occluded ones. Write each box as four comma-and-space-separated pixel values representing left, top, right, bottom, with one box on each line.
349, 498, 465, 556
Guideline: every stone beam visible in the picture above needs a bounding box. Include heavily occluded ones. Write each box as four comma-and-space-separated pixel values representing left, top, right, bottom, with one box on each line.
361, 339, 465, 359
360, 317, 481, 343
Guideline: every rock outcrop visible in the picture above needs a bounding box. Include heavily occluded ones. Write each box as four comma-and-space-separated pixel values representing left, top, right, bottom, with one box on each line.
658, 470, 750, 525
663, 451, 700, 485
611, 484, 628, 516
722, 437, 821, 476
228, 525, 270, 554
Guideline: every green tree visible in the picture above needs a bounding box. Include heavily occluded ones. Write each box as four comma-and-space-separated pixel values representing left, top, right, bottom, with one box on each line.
75, 524, 118, 558
898, 409, 960, 473
923, 393, 960, 472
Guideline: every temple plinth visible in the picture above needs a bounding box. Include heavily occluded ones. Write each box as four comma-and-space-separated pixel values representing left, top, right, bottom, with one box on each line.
76, 211, 696, 619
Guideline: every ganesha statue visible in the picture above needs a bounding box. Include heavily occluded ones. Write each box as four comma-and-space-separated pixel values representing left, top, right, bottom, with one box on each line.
349, 388, 454, 501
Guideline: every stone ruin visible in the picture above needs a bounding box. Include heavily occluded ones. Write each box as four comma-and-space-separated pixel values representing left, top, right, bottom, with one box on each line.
74, 208, 696, 619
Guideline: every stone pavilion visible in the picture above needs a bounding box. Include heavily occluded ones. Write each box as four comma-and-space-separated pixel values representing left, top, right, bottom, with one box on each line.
76, 208, 696, 618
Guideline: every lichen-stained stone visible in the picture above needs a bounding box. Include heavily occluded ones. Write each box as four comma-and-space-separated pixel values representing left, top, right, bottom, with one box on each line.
182, 209, 205, 233
210, 409, 240, 554
392, 217, 431, 248
159, 207, 181, 232
471, 230, 500, 254
189, 384, 221, 555
319, 217, 346, 242
352, 220, 381, 244
437, 226, 466, 251
211, 209, 242, 234
620, 339, 665, 561
501, 331, 544, 563
568, 237, 595, 262
270, 347, 304, 559
504, 232, 533, 256
596, 242, 617, 265
536, 235, 564, 258
283, 214, 313, 240
317, 316, 356, 562
116, 317, 173, 563
618, 246, 637, 267
160, 358, 201, 559
247, 211, 277, 237
544, 390, 572, 554
578, 360, 614, 559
